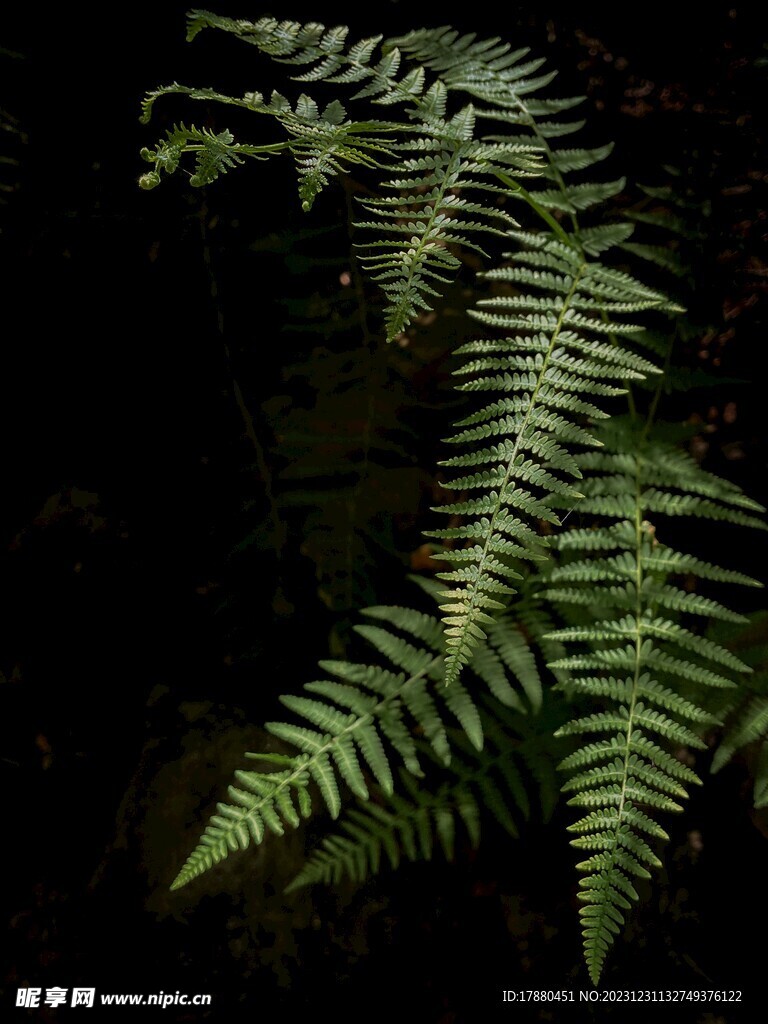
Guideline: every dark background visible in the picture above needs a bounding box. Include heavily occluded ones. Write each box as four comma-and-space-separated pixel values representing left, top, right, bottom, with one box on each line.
2, 3, 768, 1020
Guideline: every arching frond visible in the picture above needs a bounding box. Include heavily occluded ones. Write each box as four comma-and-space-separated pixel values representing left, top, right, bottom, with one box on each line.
381, 29, 679, 684
140, 13, 545, 340
139, 92, 398, 208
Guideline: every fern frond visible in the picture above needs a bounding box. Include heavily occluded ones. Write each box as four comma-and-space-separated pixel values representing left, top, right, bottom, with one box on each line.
547, 419, 763, 983
431, 233, 664, 686
287, 698, 557, 891
378, 29, 682, 684
354, 114, 542, 339
143, 14, 548, 340
170, 604, 540, 890
140, 91, 398, 208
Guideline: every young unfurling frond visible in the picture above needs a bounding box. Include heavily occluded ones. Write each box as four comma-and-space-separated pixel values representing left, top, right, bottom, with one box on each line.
140, 14, 544, 340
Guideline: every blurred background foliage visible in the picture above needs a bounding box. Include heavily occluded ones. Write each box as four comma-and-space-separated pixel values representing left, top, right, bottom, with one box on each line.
2, 3, 767, 1020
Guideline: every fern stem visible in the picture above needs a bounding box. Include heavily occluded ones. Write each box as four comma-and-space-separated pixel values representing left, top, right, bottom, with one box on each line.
642, 338, 675, 440
504, 96, 646, 431
513, 102, 582, 243
197, 205, 286, 553
493, 168, 576, 250
181, 140, 292, 155
513, 97, 643, 427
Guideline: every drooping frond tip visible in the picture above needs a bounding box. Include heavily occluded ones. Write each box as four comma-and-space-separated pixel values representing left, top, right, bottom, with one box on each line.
547, 422, 763, 983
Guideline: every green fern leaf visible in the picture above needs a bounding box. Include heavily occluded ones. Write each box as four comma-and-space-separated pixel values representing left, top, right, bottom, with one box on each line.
435, 236, 664, 687
550, 420, 763, 983
287, 697, 556, 891
143, 14, 549, 339
169, 603, 541, 890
